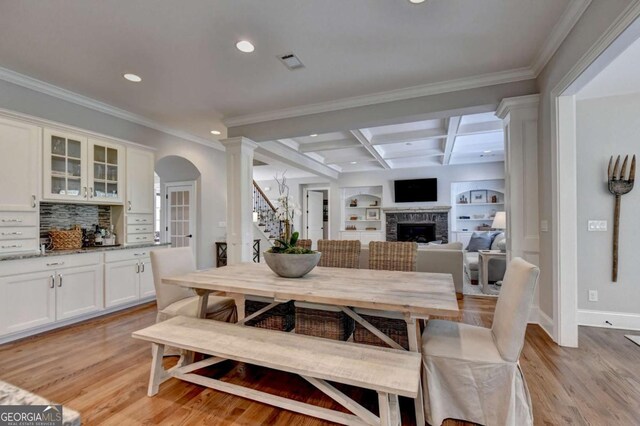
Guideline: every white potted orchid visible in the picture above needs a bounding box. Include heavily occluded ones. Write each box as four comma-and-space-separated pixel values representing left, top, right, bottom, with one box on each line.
264, 173, 321, 278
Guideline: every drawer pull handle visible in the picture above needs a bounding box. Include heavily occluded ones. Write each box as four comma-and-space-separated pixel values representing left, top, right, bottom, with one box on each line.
128, 201, 132, 211
135, 263, 140, 273
133, 252, 147, 256
83, 187, 88, 198
46, 261, 65, 267
1, 244, 22, 249
1, 219, 23, 223
89, 187, 93, 199
1, 232, 23, 236
32, 195, 37, 208
140, 262, 145, 273
57, 274, 63, 287
50, 275, 55, 289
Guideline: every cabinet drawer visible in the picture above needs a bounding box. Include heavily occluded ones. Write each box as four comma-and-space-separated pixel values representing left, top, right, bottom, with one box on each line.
0, 212, 37, 227
126, 214, 153, 225
126, 233, 154, 245
127, 224, 153, 234
104, 248, 151, 263
0, 227, 38, 241
0, 239, 38, 256
0, 252, 101, 277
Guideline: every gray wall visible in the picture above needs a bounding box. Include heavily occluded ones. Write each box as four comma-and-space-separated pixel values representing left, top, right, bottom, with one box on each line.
0, 79, 227, 269
576, 93, 640, 314
536, 0, 633, 318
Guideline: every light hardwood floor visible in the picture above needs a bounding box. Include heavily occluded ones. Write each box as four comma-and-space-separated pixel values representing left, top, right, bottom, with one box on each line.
1, 297, 639, 425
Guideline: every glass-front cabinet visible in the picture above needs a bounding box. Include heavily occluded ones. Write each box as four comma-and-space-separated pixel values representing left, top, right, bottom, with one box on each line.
43, 129, 124, 204
88, 138, 123, 203
43, 129, 88, 201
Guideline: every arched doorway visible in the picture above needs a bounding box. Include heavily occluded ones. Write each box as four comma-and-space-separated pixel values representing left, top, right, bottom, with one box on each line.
155, 156, 201, 259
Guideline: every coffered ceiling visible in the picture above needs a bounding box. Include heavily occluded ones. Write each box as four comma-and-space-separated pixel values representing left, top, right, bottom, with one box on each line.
0, 0, 587, 146
267, 111, 504, 174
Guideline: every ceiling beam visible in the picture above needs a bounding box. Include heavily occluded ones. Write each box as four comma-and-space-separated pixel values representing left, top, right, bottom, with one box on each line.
255, 141, 339, 180
350, 129, 390, 169
381, 150, 444, 160
456, 120, 503, 136
442, 116, 461, 165
298, 139, 362, 153
368, 127, 447, 146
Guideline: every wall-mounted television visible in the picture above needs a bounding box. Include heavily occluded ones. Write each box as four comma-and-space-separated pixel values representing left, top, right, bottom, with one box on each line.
394, 178, 438, 203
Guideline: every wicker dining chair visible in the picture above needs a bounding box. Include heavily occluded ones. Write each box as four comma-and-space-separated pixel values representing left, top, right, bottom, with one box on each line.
353, 241, 418, 349
296, 239, 312, 250
295, 240, 361, 341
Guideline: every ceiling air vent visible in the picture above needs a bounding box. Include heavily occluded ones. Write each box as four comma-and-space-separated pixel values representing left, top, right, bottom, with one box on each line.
278, 53, 305, 71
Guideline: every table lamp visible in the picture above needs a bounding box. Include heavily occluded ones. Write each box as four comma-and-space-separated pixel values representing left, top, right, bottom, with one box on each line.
492, 211, 506, 252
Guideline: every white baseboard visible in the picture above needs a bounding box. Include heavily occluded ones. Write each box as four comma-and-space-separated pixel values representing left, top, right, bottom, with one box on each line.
528, 305, 555, 340
578, 309, 640, 331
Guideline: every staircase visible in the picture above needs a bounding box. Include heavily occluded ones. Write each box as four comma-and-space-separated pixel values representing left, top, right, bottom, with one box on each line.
253, 181, 282, 240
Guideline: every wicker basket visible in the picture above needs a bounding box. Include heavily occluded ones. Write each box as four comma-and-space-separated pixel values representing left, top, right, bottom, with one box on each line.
353, 313, 409, 350
49, 225, 82, 251
295, 304, 355, 341
245, 299, 295, 332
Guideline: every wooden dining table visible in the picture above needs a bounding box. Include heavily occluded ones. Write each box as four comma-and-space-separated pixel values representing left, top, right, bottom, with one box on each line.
163, 262, 459, 425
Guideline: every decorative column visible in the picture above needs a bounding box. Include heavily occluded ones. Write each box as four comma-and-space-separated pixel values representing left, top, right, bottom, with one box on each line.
221, 137, 258, 265
496, 95, 540, 266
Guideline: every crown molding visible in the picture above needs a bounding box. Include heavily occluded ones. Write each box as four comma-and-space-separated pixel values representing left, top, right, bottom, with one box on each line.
223, 67, 536, 127
0, 66, 225, 151
496, 94, 540, 119
530, 0, 592, 76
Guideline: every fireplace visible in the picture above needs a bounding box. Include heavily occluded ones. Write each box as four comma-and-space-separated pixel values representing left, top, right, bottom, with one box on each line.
383, 207, 450, 242
397, 223, 436, 243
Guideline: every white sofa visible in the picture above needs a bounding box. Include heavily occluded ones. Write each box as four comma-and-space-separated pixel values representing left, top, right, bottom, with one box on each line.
358, 242, 465, 298
464, 232, 507, 283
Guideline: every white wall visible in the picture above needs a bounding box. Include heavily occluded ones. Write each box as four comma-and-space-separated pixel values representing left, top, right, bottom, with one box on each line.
257, 161, 505, 240
576, 93, 640, 314
0, 79, 227, 269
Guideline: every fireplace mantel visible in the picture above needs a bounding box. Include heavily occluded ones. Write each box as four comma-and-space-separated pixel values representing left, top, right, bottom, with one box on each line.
382, 206, 451, 214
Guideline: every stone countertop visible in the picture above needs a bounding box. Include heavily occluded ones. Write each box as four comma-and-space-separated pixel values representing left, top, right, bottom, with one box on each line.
0, 242, 171, 262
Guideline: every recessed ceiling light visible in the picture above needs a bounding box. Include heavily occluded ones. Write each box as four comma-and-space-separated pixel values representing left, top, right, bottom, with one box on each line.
409, 0, 425, 3
406, 142, 413, 146
236, 40, 255, 53
484, 150, 492, 153
210, 130, 221, 135
309, 134, 318, 137
123, 73, 142, 82
350, 161, 357, 165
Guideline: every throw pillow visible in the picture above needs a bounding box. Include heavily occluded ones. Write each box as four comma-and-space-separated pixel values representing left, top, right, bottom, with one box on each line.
466, 232, 493, 252
491, 232, 506, 250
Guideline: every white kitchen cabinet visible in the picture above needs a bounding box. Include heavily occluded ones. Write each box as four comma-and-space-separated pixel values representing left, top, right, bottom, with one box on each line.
43, 128, 88, 202
88, 138, 124, 203
104, 251, 156, 307
138, 258, 155, 298
126, 148, 155, 214
104, 259, 140, 307
55, 264, 103, 320
0, 271, 56, 335
0, 116, 41, 211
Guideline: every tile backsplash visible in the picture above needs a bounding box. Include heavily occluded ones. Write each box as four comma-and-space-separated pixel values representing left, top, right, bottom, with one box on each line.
40, 203, 111, 238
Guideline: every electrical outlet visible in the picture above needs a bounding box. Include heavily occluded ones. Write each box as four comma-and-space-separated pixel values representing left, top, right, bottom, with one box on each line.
540, 220, 549, 232
588, 220, 608, 232
588, 290, 598, 302
218, 221, 226, 228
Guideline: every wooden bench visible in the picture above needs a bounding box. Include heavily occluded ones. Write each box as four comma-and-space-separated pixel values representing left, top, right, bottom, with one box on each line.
132, 315, 421, 426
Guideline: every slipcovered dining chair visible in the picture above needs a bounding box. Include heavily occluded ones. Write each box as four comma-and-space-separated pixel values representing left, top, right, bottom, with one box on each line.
295, 240, 360, 340
421, 257, 539, 426
150, 247, 237, 325
353, 241, 417, 349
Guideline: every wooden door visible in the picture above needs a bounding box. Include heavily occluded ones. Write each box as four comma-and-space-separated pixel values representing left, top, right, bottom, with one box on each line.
166, 183, 196, 256
0, 117, 40, 211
